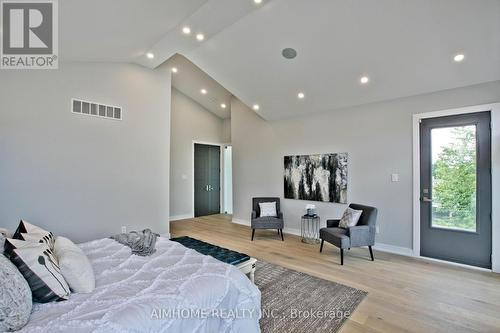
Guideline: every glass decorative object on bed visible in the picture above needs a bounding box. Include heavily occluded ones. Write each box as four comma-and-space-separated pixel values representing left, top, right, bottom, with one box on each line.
284, 153, 348, 204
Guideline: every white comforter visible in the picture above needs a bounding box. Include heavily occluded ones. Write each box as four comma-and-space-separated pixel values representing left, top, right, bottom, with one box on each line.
19, 237, 261, 333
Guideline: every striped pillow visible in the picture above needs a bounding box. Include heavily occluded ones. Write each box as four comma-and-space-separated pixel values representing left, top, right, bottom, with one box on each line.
5, 238, 70, 303
19, 232, 55, 249
10, 220, 55, 251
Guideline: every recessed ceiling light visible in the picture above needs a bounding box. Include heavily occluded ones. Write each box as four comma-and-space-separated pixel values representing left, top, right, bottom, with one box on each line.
360, 76, 369, 84
297, 92, 305, 99
254, 0, 262, 4
182, 26, 191, 35
221, 103, 227, 109
454, 54, 465, 62
253, 104, 260, 111
171, 67, 178, 73
196, 33, 205, 41
201, 89, 207, 95
146, 52, 154, 59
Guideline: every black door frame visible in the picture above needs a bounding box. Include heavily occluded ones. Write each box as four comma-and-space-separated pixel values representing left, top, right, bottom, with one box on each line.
412, 104, 499, 272
192, 141, 224, 217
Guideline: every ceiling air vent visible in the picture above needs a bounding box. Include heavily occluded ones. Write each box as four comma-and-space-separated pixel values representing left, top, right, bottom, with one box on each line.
72, 99, 122, 120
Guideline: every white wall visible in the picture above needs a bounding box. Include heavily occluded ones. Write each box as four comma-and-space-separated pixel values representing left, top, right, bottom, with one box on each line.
169, 88, 225, 219
231, 81, 500, 252
0, 62, 172, 242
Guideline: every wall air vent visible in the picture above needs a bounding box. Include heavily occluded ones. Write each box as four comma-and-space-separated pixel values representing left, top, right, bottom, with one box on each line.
72, 99, 122, 120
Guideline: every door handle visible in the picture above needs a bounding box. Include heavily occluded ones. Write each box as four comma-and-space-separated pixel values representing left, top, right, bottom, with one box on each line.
421, 197, 432, 202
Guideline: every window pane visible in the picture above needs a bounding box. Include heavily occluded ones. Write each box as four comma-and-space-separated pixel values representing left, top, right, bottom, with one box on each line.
431, 125, 477, 232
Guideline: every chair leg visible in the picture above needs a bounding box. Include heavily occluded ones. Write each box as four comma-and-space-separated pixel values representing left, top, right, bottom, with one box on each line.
251, 229, 255, 241
280, 229, 284, 241
340, 249, 344, 265
277, 229, 280, 235
369, 245, 374, 261
320, 239, 324, 252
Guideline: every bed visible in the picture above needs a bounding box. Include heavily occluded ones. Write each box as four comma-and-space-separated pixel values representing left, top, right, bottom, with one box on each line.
19, 237, 261, 332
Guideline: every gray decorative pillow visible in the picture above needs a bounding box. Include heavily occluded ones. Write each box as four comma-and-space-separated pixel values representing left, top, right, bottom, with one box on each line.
0, 254, 33, 332
0, 235, 4, 255
339, 207, 363, 228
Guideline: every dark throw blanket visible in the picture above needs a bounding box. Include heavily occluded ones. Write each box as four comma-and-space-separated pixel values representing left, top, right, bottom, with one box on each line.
110, 229, 159, 256
170, 236, 250, 265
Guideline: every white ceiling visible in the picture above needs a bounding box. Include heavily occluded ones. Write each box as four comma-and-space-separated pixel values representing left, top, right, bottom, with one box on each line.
168, 54, 232, 119
186, 0, 500, 119
60, 0, 500, 120
60, 0, 207, 62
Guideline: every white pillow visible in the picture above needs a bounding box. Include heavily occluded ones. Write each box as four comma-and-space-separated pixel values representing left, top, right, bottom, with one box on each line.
259, 202, 277, 217
338, 207, 363, 228
54, 236, 95, 293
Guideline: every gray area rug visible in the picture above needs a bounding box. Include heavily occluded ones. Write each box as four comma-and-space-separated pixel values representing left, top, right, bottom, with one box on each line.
254, 261, 367, 333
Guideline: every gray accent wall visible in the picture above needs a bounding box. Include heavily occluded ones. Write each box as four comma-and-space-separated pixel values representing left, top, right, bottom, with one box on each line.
231, 81, 500, 250
0, 62, 171, 242
169, 88, 225, 219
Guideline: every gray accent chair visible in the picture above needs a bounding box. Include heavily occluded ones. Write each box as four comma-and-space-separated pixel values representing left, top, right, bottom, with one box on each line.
251, 197, 284, 241
319, 203, 377, 265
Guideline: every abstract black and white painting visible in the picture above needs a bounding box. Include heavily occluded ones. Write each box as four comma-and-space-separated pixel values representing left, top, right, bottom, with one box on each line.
284, 153, 348, 204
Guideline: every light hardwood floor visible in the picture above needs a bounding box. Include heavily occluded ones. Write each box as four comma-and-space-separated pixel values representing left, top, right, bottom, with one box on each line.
171, 214, 500, 333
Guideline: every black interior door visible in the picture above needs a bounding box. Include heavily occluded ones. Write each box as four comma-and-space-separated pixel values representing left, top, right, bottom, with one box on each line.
194, 144, 220, 217
420, 111, 492, 268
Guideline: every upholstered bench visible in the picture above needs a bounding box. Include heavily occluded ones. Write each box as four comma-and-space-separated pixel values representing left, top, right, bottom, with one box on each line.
170, 236, 257, 282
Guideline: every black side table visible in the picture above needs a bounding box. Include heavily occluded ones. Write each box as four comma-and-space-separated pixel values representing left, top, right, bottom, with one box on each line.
301, 215, 320, 244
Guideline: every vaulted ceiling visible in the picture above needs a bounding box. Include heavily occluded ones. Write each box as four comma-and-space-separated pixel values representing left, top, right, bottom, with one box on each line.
60, 0, 500, 120
167, 54, 232, 119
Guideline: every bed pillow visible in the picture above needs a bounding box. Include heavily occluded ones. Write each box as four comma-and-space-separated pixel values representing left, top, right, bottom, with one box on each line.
13, 220, 55, 249
259, 202, 277, 217
3, 232, 54, 259
338, 207, 363, 228
18, 232, 55, 249
0, 234, 4, 255
0, 228, 12, 248
6, 238, 70, 303
13, 220, 49, 239
0, 254, 32, 332
54, 236, 95, 293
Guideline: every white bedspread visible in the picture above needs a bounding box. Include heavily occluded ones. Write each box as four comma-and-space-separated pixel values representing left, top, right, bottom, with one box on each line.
19, 237, 261, 333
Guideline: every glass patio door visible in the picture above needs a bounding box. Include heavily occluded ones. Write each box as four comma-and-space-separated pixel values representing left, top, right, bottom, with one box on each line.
420, 111, 492, 268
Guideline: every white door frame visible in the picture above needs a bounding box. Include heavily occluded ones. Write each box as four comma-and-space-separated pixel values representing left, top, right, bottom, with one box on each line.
412, 103, 500, 272
192, 141, 230, 217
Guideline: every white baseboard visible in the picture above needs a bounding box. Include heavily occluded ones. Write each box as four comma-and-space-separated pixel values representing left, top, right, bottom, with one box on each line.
169, 214, 194, 221
232, 217, 495, 273
231, 218, 250, 226
232, 218, 301, 236
373, 242, 414, 256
